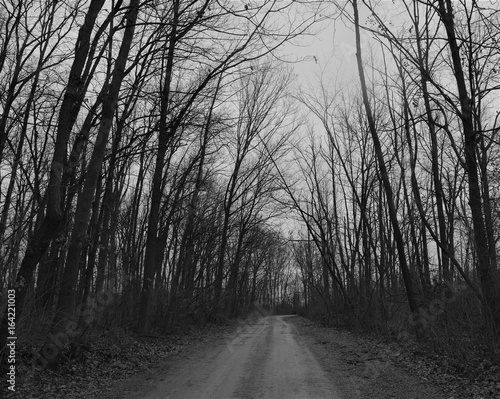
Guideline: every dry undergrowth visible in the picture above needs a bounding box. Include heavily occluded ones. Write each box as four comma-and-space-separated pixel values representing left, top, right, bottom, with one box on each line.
5, 323, 235, 399
291, 316, 500, 399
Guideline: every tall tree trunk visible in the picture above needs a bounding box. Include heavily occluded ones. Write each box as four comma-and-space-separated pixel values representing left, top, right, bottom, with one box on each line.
412, 6, 451, 281
179, 76, 221, 305
437, 0, 500, 335
38, 0, 140, 366
0, 0, 106, 360
138, 0, 180, 334
352, 0, 418, 313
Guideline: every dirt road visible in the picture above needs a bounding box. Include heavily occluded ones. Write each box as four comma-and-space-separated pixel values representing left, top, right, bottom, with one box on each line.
110, 315, 447, 399
140, 315, 340, 399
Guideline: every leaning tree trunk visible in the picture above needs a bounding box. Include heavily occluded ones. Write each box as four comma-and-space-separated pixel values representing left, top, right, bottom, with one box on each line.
0, 0, 106, 362
138, 0, 180, 334
436, 0, 500, 335
352, 0, 418, 313
38, 0, 140, 367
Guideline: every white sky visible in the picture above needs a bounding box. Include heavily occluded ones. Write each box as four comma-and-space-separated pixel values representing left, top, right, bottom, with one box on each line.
282, 1, 378, 93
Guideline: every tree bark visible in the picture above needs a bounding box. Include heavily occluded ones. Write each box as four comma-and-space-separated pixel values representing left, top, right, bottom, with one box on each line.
38, 0, 140, 366
138, 0, 180, 334
436, 0, 500, 335
0, 0, 106, 361
352, 0, 418, 312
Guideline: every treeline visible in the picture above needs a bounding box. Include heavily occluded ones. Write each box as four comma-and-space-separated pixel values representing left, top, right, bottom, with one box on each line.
0, 0, 316, 368
286, 0, 500, 351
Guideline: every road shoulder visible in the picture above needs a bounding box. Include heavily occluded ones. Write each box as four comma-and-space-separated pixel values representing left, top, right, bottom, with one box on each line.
288, 316, 447, 399
103, 323, 238, 399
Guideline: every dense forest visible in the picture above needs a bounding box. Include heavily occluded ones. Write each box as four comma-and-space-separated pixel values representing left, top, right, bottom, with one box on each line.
0, 0, 499, 381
